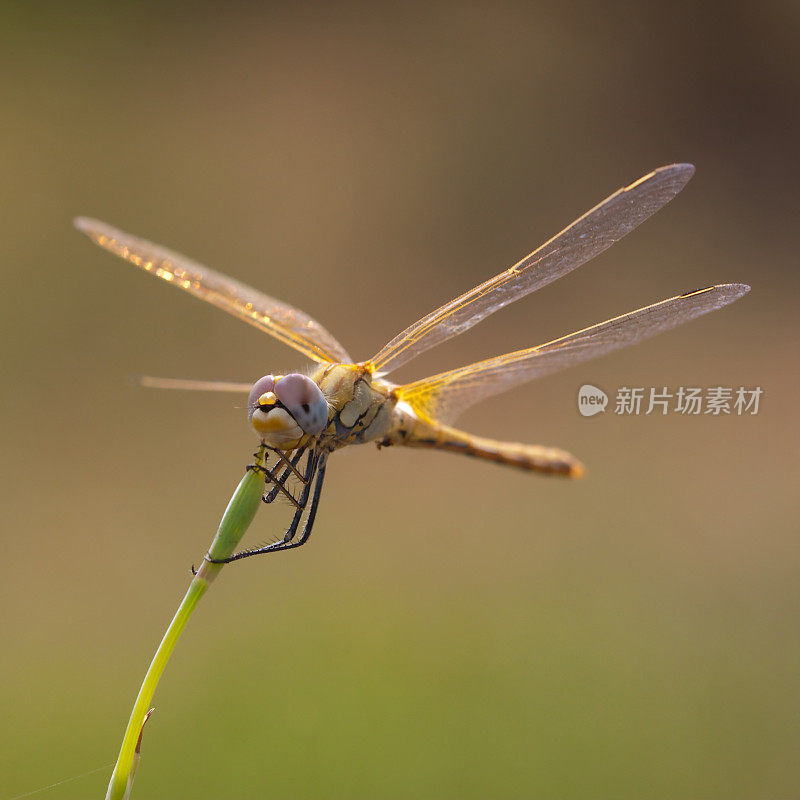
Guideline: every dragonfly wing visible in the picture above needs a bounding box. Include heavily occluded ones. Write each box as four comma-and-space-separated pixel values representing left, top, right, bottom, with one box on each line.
398, 283, 749, 424
370, 164, 695, 374
74, 218, 353, 364
136, 376, 253, 392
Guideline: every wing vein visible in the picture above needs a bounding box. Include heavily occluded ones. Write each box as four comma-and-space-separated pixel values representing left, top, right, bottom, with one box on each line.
370, 164, 696, 374
398, 283, 750, 424
75, 218, 352, 364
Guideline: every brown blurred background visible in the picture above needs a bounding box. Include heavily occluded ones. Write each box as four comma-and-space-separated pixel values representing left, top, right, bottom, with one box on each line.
1, 2, 798, 798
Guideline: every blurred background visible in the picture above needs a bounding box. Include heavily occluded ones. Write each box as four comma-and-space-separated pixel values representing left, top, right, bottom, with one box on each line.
1, 2, 798, 798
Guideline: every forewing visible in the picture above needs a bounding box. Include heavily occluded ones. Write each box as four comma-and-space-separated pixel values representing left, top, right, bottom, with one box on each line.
74, 218, 353, 364
370, 164, 695, 374
398, 283, 749, 424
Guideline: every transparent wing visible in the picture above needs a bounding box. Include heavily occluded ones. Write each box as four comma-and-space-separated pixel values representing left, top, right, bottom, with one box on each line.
74, 218, 353, 364
398, 283, 749, 424
136, 376, 252, 392
370, 164, 696, 374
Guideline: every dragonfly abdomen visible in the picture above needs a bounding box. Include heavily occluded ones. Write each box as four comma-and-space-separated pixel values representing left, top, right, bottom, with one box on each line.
389, 415, 585, 477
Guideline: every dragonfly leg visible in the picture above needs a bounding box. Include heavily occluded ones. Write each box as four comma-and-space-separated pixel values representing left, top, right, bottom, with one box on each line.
270, 451, 320, 546
276, 451, 324, 547
269, 454, 328, 553
249, 457, 302, 510
270, 447, 308, 483
206, 452, 327, 564
262, 448, 310, 504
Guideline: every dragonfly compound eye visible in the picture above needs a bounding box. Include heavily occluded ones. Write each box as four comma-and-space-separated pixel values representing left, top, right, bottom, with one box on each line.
248, 375, 276, 416
274, 373, 329, 435
248, 374, 300, 446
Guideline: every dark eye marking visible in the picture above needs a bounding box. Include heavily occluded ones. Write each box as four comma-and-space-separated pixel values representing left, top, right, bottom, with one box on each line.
302, 403, 310, 413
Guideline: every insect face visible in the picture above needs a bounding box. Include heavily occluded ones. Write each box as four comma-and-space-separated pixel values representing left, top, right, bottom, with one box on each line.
248, 373, 328, 447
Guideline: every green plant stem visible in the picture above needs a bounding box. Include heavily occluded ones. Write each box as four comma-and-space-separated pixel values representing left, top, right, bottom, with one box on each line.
105, 448, 266, 800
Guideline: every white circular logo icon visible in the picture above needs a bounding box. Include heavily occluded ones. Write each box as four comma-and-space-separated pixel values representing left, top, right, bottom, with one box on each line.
577, 384, 608, 416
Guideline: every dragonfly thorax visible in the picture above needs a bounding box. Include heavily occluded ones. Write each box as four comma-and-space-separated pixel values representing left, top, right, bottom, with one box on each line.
311, 363, 401, 447
248, 373, 329, 448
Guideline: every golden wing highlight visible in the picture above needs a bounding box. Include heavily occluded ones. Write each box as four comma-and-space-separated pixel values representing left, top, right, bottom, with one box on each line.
398, 283, 749, 424
74, 218, 352, 365
369, 164, 695, 375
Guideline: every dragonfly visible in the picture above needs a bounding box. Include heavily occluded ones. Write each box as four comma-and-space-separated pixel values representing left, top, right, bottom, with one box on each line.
75, 163, 748, 564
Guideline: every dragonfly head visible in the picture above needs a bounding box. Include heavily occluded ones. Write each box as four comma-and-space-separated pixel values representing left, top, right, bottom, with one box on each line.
248, 373, 329, 447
